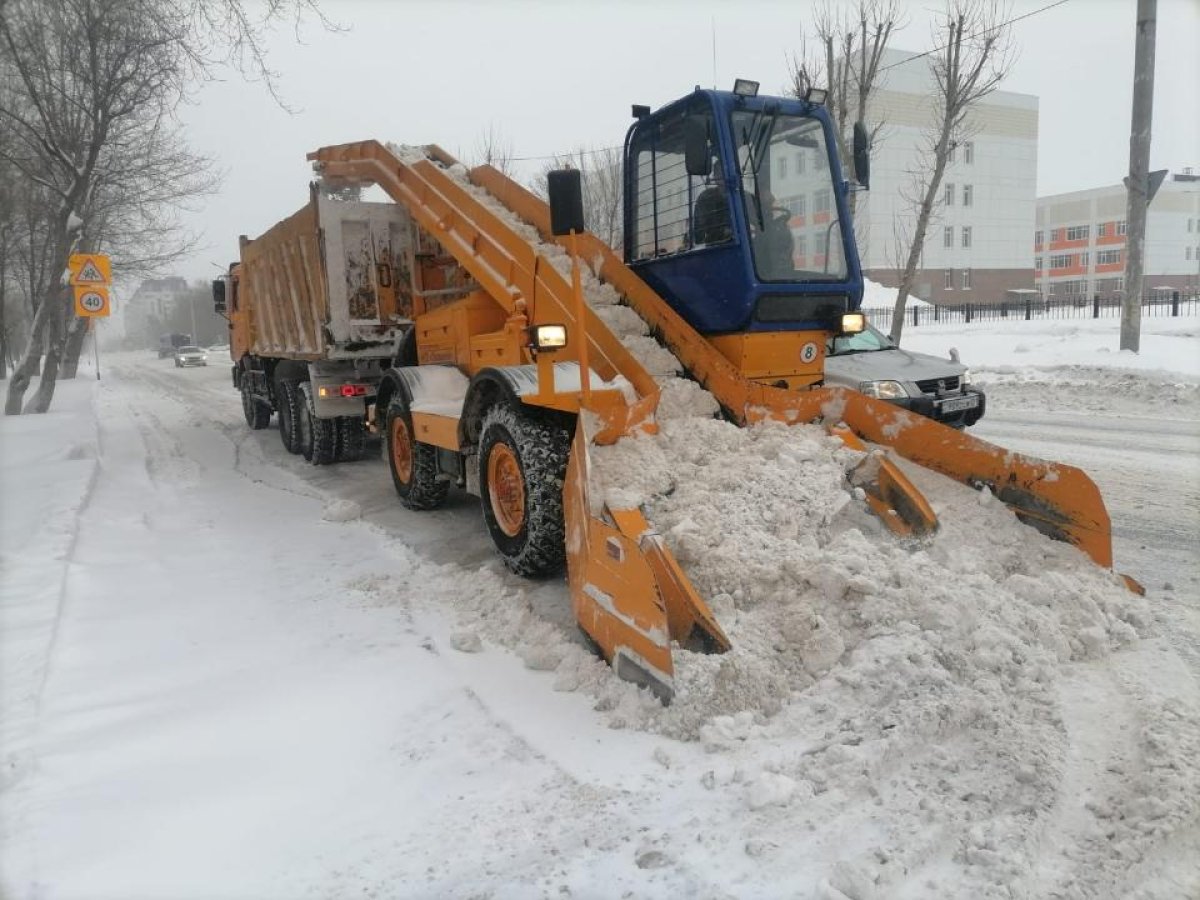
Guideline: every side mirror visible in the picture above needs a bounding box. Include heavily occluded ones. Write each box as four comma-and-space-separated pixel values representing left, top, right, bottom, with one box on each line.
212, 278, 226, 313
547, 169, 585, 236
852, 121, 870, 190
683, 117, 712, 178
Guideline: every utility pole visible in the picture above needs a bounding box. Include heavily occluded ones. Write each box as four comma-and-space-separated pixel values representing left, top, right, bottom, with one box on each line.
1121, 0, 1156, 352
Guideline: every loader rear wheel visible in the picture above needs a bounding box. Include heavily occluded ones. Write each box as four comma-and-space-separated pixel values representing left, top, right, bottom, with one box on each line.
278, 379, 304, 454
241, 384, 271, 429
478, 404, 571, 577
386, 394, 447, 510
336, 416, 366, 462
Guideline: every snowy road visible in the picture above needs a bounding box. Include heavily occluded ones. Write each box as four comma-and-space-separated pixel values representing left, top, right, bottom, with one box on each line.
3, 352, 1199, 899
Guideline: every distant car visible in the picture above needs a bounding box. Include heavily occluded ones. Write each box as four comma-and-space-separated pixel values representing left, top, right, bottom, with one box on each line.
173, 346, 208, 368
824, 324, 985, 428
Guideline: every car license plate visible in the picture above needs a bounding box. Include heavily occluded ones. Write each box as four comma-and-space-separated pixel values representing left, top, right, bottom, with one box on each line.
939, 395, 979, 413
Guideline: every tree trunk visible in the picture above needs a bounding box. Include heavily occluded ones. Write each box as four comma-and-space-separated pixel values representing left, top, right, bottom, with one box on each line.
26, 290, 67, 413
889, 154, 947, 344
4, 295, 51, 414
61, 315, 88, 379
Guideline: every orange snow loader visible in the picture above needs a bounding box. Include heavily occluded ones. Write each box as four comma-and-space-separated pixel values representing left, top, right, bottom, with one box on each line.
219, 83, 1132, 702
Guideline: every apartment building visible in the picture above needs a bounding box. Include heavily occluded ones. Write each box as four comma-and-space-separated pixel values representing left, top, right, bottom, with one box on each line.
852, 48, 1038, 304
1035, 170, 1200, 300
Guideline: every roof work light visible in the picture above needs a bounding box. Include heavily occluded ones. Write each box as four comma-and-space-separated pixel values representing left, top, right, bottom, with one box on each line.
804, 87, 828, 105
733, 78, 760, 98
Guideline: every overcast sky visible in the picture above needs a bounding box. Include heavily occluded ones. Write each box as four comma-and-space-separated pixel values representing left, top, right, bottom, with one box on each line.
172, 0, 1199, 283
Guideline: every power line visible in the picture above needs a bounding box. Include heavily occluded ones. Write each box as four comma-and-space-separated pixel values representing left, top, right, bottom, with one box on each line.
879, 0, 1073, 73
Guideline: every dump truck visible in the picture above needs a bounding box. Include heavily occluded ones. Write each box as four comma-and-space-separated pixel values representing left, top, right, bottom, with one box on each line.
213, 183, 416, 463
216, 81, 1136, 700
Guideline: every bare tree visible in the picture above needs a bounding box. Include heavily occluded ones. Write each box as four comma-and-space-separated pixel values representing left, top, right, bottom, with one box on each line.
887, 0, 1014, 343
0, 0, 328, 415
788, 0, 901, 212
472, 124, 516, 180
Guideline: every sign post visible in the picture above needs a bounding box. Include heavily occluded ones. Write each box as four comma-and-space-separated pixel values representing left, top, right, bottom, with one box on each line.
70, 253, 112, 380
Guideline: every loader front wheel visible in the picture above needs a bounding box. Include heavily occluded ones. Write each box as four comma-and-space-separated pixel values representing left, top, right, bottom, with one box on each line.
386, 394, 448, 510
478, 404, 570, 578
278, 379, 304, 454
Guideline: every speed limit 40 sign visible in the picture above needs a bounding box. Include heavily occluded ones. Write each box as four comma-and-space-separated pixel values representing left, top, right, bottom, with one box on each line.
74, 285, 110, 317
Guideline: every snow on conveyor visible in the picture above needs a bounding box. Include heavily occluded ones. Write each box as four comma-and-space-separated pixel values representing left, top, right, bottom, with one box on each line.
376, 151, 1200, 897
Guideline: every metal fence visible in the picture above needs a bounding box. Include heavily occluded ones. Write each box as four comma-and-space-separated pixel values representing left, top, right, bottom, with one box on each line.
862, 294, 1200, 331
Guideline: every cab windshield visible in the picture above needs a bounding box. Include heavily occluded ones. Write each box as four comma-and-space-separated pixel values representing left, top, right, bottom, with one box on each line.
730, 110, 848, 283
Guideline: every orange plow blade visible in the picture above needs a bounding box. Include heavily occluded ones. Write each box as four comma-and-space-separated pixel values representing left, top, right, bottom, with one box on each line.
564, 421, 730, 702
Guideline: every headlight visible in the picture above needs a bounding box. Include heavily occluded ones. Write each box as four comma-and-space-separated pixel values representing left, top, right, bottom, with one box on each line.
840, 312, 866, 334
961, 368, 972, 385
530, 324, 567, 350
859, 380, 909, 400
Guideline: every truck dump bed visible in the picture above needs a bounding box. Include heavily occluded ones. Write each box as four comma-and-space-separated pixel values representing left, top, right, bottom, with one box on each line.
235, 188, 414, 361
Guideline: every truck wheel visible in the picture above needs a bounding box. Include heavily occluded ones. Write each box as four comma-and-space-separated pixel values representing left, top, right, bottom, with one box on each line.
278, 380, 304, 454
297, 384, 315, 461
478, 404, 571, 577
386, 394, 447, 509
301, 384, 339, 466
241, 385, 271, 429
337, 417, 366, 462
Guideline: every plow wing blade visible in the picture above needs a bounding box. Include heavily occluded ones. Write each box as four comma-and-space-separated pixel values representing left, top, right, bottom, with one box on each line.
834, 391, 1113, 568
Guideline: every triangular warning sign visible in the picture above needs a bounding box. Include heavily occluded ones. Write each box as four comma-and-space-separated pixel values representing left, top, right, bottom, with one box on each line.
77, 259, 104, 283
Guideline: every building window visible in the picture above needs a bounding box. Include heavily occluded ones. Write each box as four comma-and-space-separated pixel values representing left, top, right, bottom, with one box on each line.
1051, 228, 1062, 241
944, 226, 954, 248
782, 194, 807, 216
964, 141, 974, 164
778, 156, 788, 179
814, 189, 831, 213
962, 226, 972, 248
1066, 225, 1090, 241
1189, 218, 1193, 233
944, 269, 954, 289
1035, 229, 1043, 245
1050, 254, 1072, 269
1117, 220, 1127, 235
944, 183, 955, 206
813, 151, 826, 171
796, 234, 807, 257
1035, 256, 1043, 270
961, 268, 972, 290
1079, 252, 1089, 268
963, 184, 973, 207
948, 144, 956, 163
1097, 249, 1123, 265
795, 152, 806, 174
1097, 222, 1108, 237
1189, 247, 1194, 261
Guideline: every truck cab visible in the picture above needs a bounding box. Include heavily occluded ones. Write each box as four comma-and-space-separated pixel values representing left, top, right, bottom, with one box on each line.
623, 83, 865, 389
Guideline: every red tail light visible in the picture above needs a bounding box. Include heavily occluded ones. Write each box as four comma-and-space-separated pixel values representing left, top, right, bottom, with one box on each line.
340, 384, 369, 397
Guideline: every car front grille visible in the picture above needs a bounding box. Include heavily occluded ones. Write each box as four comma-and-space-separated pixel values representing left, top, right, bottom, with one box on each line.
916, 376, 960, 394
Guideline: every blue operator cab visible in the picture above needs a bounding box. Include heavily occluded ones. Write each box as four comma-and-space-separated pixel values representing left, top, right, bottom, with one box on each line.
622, 80, 869, 388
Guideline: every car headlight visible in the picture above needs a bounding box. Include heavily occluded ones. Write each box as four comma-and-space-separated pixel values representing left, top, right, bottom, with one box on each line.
859, 380, 909, 400
961, 368, 972, 385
